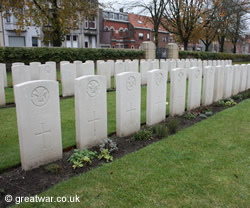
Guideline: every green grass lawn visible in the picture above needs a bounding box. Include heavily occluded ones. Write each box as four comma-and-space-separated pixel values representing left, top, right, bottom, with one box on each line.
17, 99, 250, 208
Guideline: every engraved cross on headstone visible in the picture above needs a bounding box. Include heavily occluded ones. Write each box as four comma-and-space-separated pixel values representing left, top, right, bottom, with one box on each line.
88, 111, 100, 138
35, 123, 51, 151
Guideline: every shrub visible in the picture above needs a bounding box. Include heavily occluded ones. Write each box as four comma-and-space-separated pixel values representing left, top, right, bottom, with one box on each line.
224, 99, 236, 107
99, 138, 118, 153
232, 94, 243, 100
68, 149, 97, 169
167, 119, 179, 134
44, 163, 63, 174
152, 124, 168, 138
0, 47, 145, 71
179, 51, 250, 61
132, 129, 153, 141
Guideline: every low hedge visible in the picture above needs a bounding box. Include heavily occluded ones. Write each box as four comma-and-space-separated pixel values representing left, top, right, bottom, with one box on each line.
179, 51, 250, 61
0, 47, 145, 69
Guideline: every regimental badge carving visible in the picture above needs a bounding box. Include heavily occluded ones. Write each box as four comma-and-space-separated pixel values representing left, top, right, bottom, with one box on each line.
31, 87, 50, 107
87, 80, 100, 97
126, 76, 136, 91
156, 72, 164, 85
195, 69, 200, 79
44, 66, 51, 73
178, 71, 184, 81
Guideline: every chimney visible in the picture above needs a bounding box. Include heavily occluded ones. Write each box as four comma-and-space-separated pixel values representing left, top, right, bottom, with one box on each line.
120, 8, 124, 13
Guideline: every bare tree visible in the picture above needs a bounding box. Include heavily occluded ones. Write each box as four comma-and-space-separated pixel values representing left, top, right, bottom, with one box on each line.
228, 0, 249, 53
161, 0, 205, 50
125, 0, 169, 48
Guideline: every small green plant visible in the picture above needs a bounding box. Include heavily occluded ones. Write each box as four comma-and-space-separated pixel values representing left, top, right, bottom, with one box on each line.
68, 149, 97, 169
225, 99, 236, 107
217, 100, 225, 106
132, 129, 153, 141
98, 149, 113, 162
232, 94, 243, 100
99, 138, 118, 153
167, 119, 179, 134
241, 91, 250, 99
44, 163, 63, 174
184, 112, 196, 120
152, 124, 168, 138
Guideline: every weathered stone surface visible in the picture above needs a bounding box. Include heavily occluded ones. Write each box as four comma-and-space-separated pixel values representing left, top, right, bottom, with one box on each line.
0, 66, 6, 105
213, 66, 224, 102
140, 60, 150, 85
39, 64, 57, 81
114, 61, 125, 88
14, 80, 62, 171
30, 62, 41, 80
223, 65, 233, 99
240, 64, 248, 92
170, 68, 187, 116
116, 72, 141, 137
79, 62, 95, 77
187, 67, 202, 111
74, 61, 83, 77
107, 60, 115, 76
202, 66, 215, 106
12, 65, 31, 86
146, 69, 167, 126
75, 75, 107, 149
60, 63, 76, 97
232, 65, 241, 96
0, 63, 7, 87
97, 61, 111, 89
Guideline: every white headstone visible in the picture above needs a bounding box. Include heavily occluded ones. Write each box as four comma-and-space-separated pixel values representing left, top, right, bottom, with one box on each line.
30, 62, 41, 80
75, 75, 107, 148
247, 64, 250, 90
79, 62, 95, 77
151, 59, 159, 69
12, 65, 31, 86
187, 67, 202, 111
140, 60, 150, 85
12, 62, 25, 66
213, 65, 224, 102
208, 60, 213, 66
170, 68, 187, 116
39, 64, 57, 81
60, 61, 70, 69
45, 61, 57, 80
169, 60, 177, 80
107, 60, 115, 76
0, 63, 7, 87
240, 64, 248, 92
14, 80, 62, 171
74, 60, 83, 78
0, 66, 6, 105
223, 65, 233, 99
160, 59, 168, 70
97, 61, 111, 89
232, 65, 241, 96
61, 63, 76, 97
202, 66, 215, 106
127, 60, 138, 72
146, 69, 167, 126
116, 72, 141, 137
114, 61, 125, 88
212, 60, 217, 67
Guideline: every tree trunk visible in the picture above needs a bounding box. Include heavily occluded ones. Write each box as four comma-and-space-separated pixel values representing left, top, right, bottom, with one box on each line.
184, 40, 188, 50
205, 44, 209, 52
155, 31, 159, 49
219, 36, 225, 53
233, 44, 236, 54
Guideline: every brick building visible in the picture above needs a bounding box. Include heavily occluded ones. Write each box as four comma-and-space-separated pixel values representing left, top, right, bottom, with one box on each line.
99, 10, 170, 49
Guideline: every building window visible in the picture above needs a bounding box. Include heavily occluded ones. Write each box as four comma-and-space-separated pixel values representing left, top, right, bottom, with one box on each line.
32, 37, 38, 47
109, 13, 114, 19
103, 12, 109, 18
73, 35, 77, 41
123, 15, 128, 21
9, 36, 25, 47
139, 33, 144, 40
114, 13, 119, 20
120, 28, 123, 37
84, 17, 88, 29
162, 37, 167, 42
89, 18, 96, 29
131, 45, 134, 49
112, 45, 115, 48
85, 41, 88, 48
147, 33, 150, 40
66, 35, 71, 41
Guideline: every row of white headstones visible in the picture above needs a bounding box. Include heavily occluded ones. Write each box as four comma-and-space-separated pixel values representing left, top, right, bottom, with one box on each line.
0, 58, 233, 105
1, 59, 250, 171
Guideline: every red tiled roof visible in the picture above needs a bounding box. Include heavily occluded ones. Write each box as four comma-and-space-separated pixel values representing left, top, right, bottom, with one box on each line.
128, 13, 167, 33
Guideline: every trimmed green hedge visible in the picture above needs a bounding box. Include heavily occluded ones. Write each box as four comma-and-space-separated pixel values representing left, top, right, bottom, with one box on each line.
179, 51, 250, 61
0, 47, 145, 68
